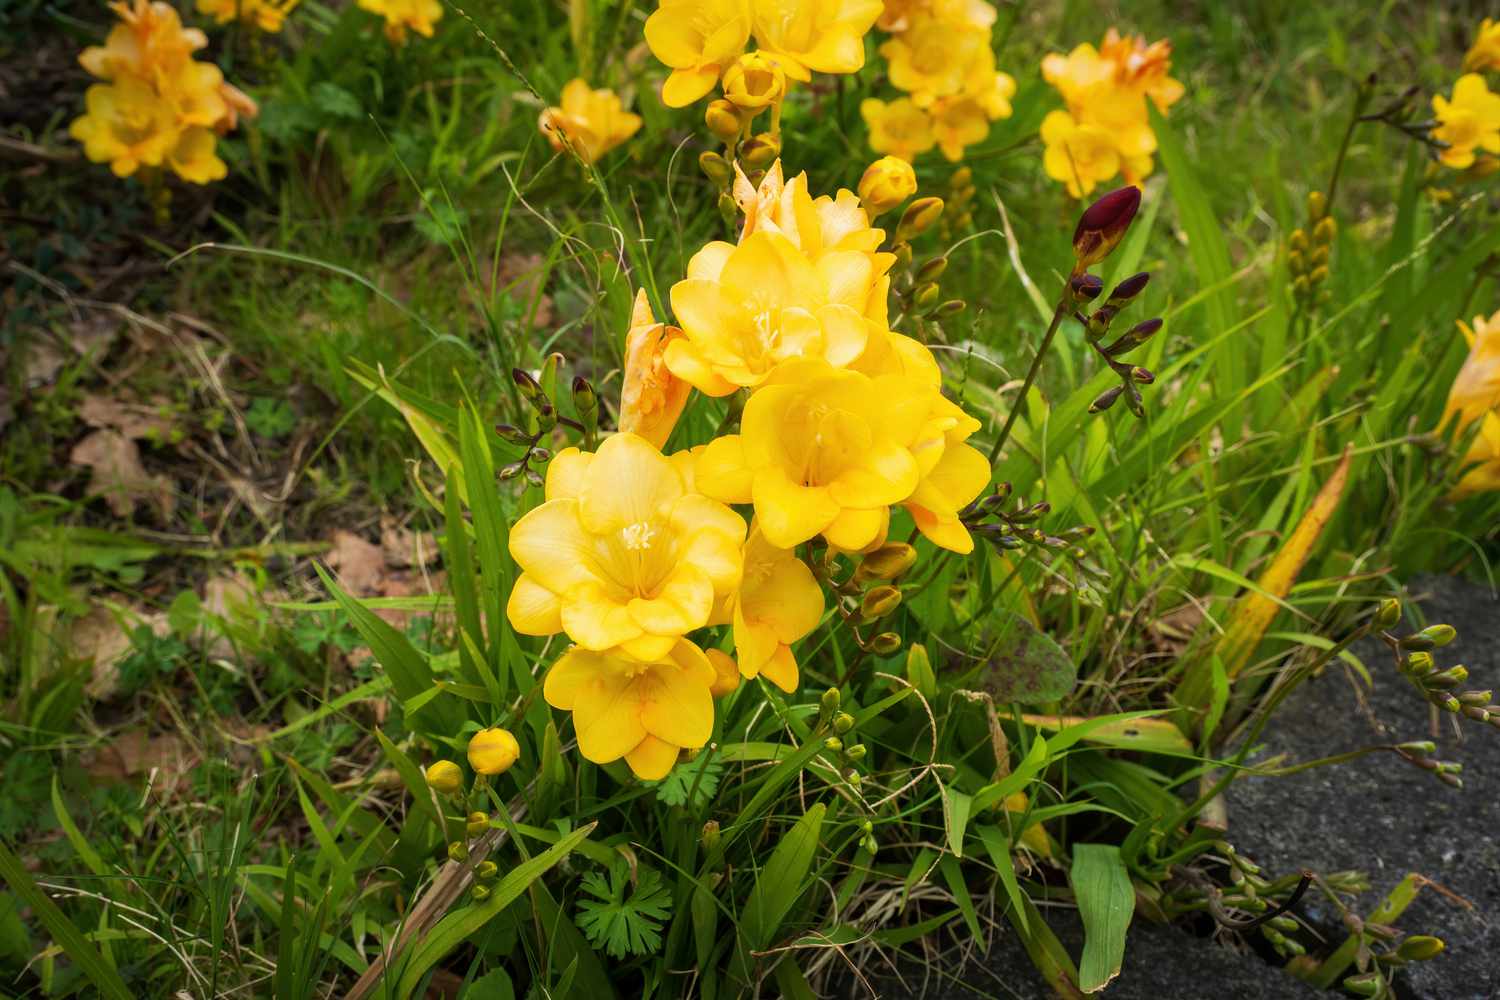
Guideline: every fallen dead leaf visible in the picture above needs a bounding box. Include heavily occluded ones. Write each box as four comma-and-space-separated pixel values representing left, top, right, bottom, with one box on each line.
380, 516, 438, 568
87, 728, 196, 795
80, 393, 177, 442
327, 529, 386, 596
66, 601, 171, 700
70, 429, 174, 519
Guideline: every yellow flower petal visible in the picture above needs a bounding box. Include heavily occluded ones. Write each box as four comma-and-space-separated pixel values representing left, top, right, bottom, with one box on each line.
695, 435, 755, 503
577, 432, 683, 534
625, 734, 681, 779
752, 468, 841, 547
506, 572, 563, 635
546, 446, 593, 500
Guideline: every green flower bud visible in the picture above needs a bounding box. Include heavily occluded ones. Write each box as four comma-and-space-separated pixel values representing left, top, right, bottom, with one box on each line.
1419, 624, 1457, 647
844, 743, 867, 762
1374, 598, 1401, 629
476, 860, 499, 880
1396, 935, 1445, 961
833, 712, 855, 734
1341, 972, 1380, 998
701, 820, 721, 853
915, 256, 949, 284
425, 760, 464, 796
896, 196, 945, 241
448, 840, 469, 863
698, 149, 734, 186
471, 883, 491, 901
466, 811, 490, 838
860, 585, 903, 621
824, 736, 843, 752
870, 632, 902, 655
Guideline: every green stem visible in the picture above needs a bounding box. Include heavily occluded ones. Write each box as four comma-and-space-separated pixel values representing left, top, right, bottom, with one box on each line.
987, 288, 1073, 467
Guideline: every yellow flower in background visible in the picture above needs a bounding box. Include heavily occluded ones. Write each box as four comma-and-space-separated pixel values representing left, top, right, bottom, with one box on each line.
1432, 74, 1500, 171
665, 231, 872, 395
930, 95, 992, 162
1442, 310, 1500, 498
878, 12, 991, 107
857, 155, 917, 215
197, 0, 299, 33
1041, 109, 1122, 198
215, 81, 259, 133
1464, 18, 1500, 73
507, 432, 745, 661
645, 0, 753, 107
694, 359, 930, 550
542, 639, 717, 779
1096, 29, 1184, 112
467, 727, 521, 775
719, 524, 824, 692
751, 0, 883, 81
861, 97, 936, 161
620, 289, 692, 450
539, 78, 643, 164
357, 0, 442, 44
79, 0, 208, 81
160, 60, 228, 128
70, 79, 178, 177
167, 127, 227, 183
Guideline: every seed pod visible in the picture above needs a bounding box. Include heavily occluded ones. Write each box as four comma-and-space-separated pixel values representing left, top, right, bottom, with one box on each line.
1072, 186, 1141, 268
699, 149, 734, 186
870, 632, 902, 655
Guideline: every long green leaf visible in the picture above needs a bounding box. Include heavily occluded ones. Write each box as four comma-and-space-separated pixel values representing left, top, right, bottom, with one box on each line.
736, 802, 826, 979
1072, 843, 1135, 993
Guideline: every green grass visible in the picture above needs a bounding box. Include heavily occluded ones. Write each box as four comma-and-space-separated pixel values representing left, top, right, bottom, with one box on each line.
2, 0, 1499, 997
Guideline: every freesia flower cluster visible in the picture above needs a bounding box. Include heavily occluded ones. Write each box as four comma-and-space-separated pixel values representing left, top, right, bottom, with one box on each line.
1431, 21, 1500, 174
1039, 29, 1183, 197
507, 159, 989, 779
538, 79, 643, 165
196, 0, 297, 33
861, 0, 1017, 162
1440, 309, 1500, 497
70, 0, 257, 184
357, 0, 442, 45
644, 0, 883, 109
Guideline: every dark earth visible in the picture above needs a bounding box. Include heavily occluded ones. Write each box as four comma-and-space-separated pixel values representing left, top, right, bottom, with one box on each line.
865, 574, 1500, 999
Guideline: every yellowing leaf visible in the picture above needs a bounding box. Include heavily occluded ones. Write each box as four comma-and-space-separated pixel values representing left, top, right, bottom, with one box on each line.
1215, 444, 1353, 681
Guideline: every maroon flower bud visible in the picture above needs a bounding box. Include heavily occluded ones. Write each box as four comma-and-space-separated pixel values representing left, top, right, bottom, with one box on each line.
1069, 273, 1104, 301
1072, 186, 1141, 269
1107, 271, 1151, 304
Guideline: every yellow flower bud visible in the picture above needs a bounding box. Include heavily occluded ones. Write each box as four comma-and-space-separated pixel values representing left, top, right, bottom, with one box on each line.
424, 760, 464, 795
699, 149, 733, 186
721, 52, 786, 114
739, 131, 780, 168
1306, 190, 1327, 220
467, 727, 520, 776
466, 811, 490, 838
896, 196, 945, 241
856, 543, 918, 582
706, 648, 741, 698
860, 585, 903, 621
1313, 216, 1336, 244
704, 99, 742, 142
857, 155, 917, 217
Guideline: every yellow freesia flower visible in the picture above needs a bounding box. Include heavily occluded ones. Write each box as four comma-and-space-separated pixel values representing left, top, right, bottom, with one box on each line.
721, 50, 787, 115
507, 432, 745, 661
543, 639, 717, 779
719, 524, 824, 691
79, 0, 208, 80
857, 155, 917, 215
645, 0, 752, 107
904, 392, 990, 552
1466, 19, 1500, 73
878, 12, 992, 107
539, 78, 643, 165
167, 127, 227, 183
751, 0, 883, 81
620, 289, 692, 450
1095, 29, 1184, 113
357, 0, 442, 44
1442, 310, 1500, 498
695, 359, 930, 550
1432, 74, 1500, 171
215, 81, 259, 134
69, 79, 178, 177
930, 94, 992, 161
1040, 109, 1121, 198
160, 59, 228, 128
197, 0, 299, 33
861, 97, 936, 161
665, 230, 873, 395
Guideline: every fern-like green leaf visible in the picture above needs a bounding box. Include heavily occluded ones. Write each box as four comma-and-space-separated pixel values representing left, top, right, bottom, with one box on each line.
575, 864, 672, 959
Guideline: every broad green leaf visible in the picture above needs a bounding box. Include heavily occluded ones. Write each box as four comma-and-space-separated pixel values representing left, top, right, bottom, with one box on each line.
971, 610, 1079, 704
1071, 843, 1135, 993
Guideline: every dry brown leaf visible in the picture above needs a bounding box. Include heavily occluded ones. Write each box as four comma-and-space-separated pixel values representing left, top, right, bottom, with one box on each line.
70, 429, 174, 518
380, 516, 437, 568
327, 529, 386, 596
80, 393, 177, 442
88, 729, 196, 794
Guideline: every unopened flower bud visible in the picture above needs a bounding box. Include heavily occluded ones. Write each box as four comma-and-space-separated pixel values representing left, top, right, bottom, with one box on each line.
857, 155, 917, 216
1309, 246, 1329, 267
1306, 190, 1327, 221
870, 632, 902, 655
912, 258, 949, 287
1341, 973, 1380, 998
704, 100, 742, 142
699, 149, 734, 186
935, 299, 965, 316
471, 883, 491, 901
475, 860, 498, 880
570, 376, 597, 417
824, 736, 843, 752
1396, 740, 1436, 755
857, 543, 918, 582
1107, 271, 1150, 304
447, 840, 469, 863
425, 760, 464, 795
1069, 272, 1105, 301
1418, 624, 1457, 647
896, 196, 944, 241
1072, 186, 1141, 268
860, 585, 903, 620
739, 132, 780, 168
1089, 385, 1124, 413
701, 820, 721, 853
721, 52, 786, 114
1313, 215, 1336, 243
1309, 265, 1330, 285
1287, 250, 1306, 275
1396, 935, 1445, 961
1426, 665, 1469, 689
468, 727, 521, 775
496, 423, 533, 447
1131, 366, 1154, 384
820, 687, 841, 719
718, 190, 737, 225
844, 743, 866, 762
1288, 230, 1308, 253
1374, 598, 1401, 629
1459, 689, 1492, 706
466, 811, 490, 838
950, 166, 972, 188
833, 712, 855, 734
913, 282, 940, 308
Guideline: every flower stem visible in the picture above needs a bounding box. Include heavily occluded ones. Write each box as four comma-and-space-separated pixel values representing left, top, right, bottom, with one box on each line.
987, 286, 1073, 467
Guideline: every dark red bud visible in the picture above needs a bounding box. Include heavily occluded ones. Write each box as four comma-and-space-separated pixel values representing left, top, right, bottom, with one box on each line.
1069, 273, 1104, 301
1073, 186, 1141, 269
1108, 271, 1151, 303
